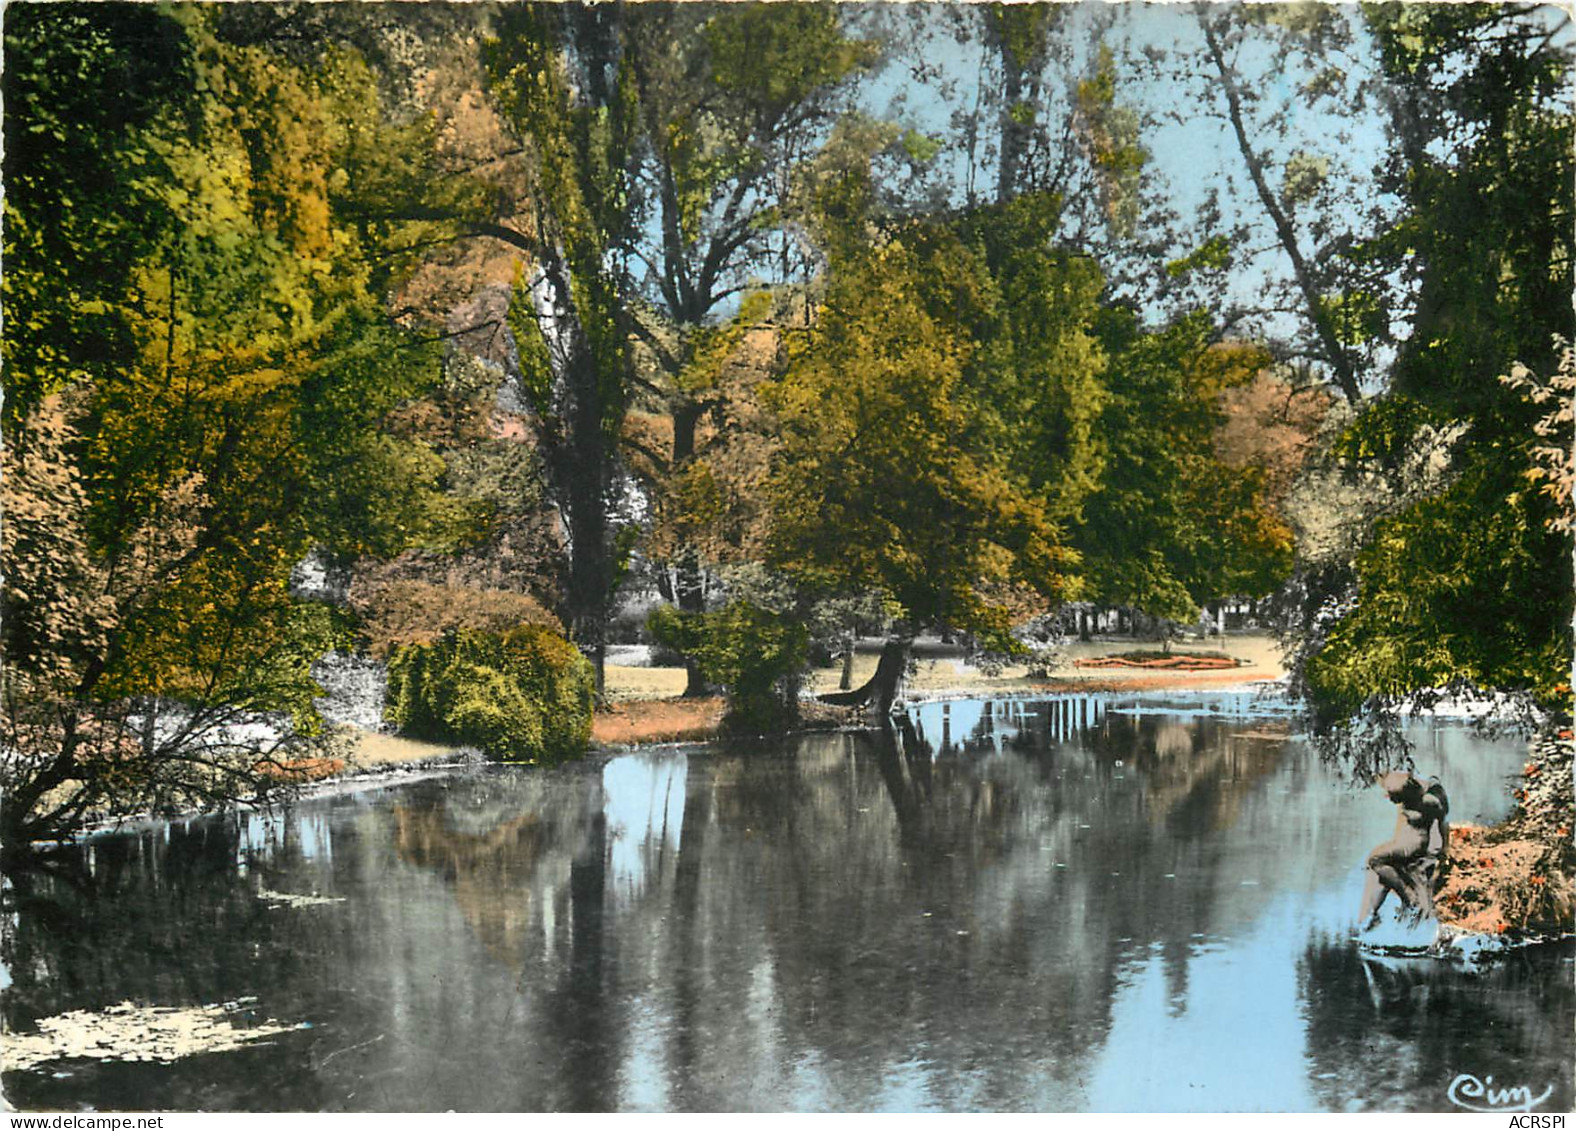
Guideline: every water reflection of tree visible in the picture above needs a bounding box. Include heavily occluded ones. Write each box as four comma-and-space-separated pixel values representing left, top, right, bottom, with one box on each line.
389, 773, 619, 1109
1, 816, 331, 1109
3, 815, 323, 1019
1298, 936, 1576, 1112
391, 803, 548, 972
646, 702, 1304, 1108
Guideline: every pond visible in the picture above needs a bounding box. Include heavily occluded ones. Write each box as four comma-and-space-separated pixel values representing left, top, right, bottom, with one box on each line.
3, 691, 1571, 1112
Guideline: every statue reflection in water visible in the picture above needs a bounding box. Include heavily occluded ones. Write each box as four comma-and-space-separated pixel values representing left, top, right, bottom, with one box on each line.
1358, 770, 1450, 930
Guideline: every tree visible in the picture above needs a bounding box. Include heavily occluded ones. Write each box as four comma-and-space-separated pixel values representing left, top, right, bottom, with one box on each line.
618, 4, 874, 635
1, 7, 458, 856
1076, 310, 1296, 628
0, 393, 350, 858
1292, 3, 1574, 730
881, 3, 1145, 235
648, 599, 808, 730
1364, 2, 1572, 422
627, 292, 785, 588
1302, 454, 1571, 722
480, 4, 875, 693
1189, 4, 1379, 406
484, 3, 641, 694
765, 223, 1076, 715
953, 192, 1108, 529
981, 3, 1059, 204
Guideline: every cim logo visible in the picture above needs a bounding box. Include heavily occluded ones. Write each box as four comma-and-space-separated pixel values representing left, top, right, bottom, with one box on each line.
1446, 1072, 1555, 1114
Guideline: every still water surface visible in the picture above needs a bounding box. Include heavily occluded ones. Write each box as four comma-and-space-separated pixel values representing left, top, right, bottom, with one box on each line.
4, 692, 1571, 1112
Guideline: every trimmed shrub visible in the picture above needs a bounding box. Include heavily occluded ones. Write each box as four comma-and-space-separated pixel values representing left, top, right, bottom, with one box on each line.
385, 625, 594, 761
649, 601, 807, 730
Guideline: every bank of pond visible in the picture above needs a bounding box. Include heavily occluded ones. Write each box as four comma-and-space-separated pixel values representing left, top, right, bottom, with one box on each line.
3, 691, 1571, 1112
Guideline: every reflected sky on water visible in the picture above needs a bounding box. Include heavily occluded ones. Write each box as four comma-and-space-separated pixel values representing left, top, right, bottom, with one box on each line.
4, 691, 1570, 1112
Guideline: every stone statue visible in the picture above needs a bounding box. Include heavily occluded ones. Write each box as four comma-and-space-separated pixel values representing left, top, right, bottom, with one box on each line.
1358, 770, 1450, 930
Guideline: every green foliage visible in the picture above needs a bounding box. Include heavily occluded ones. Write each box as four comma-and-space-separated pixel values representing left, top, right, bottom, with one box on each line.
506, 276, 559, 419
1072, 45, 1149, 234
0, 4, 192, 425
386, 626, 595, 761
984, 4, 1054, 75
767, 223, 1076, 636
1330, 394, 1437, 467
384, 349, 547, 548
649, 602, 808, 729
763, 167, 1111, 638
704, 4, 876, 134
79, 9, 454, 604
1, 390, 361, 849
900, 129, 943, 165
486, 7, 638, 271
244, 603, 360, 736
1365, 5, 1572, 423
25, 8, 460, 566
1165, 236, 1233, 278
1500, 343, 1576, 535
646, 604, 707, 659
955, 192, 1109, 525
1315, 289, 1385, 348
1304, 457, 1572, 716
1077, 310, 1295, 622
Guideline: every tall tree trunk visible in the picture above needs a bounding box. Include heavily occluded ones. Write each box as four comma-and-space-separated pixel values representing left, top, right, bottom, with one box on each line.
998, 50, 1025, 202
526, 244, 618, 699
668, 396, 711, 697
669, 396, 706, 615
557, 324, 613, 698
988, 4, 1051, 205
676, 554, 709, 696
